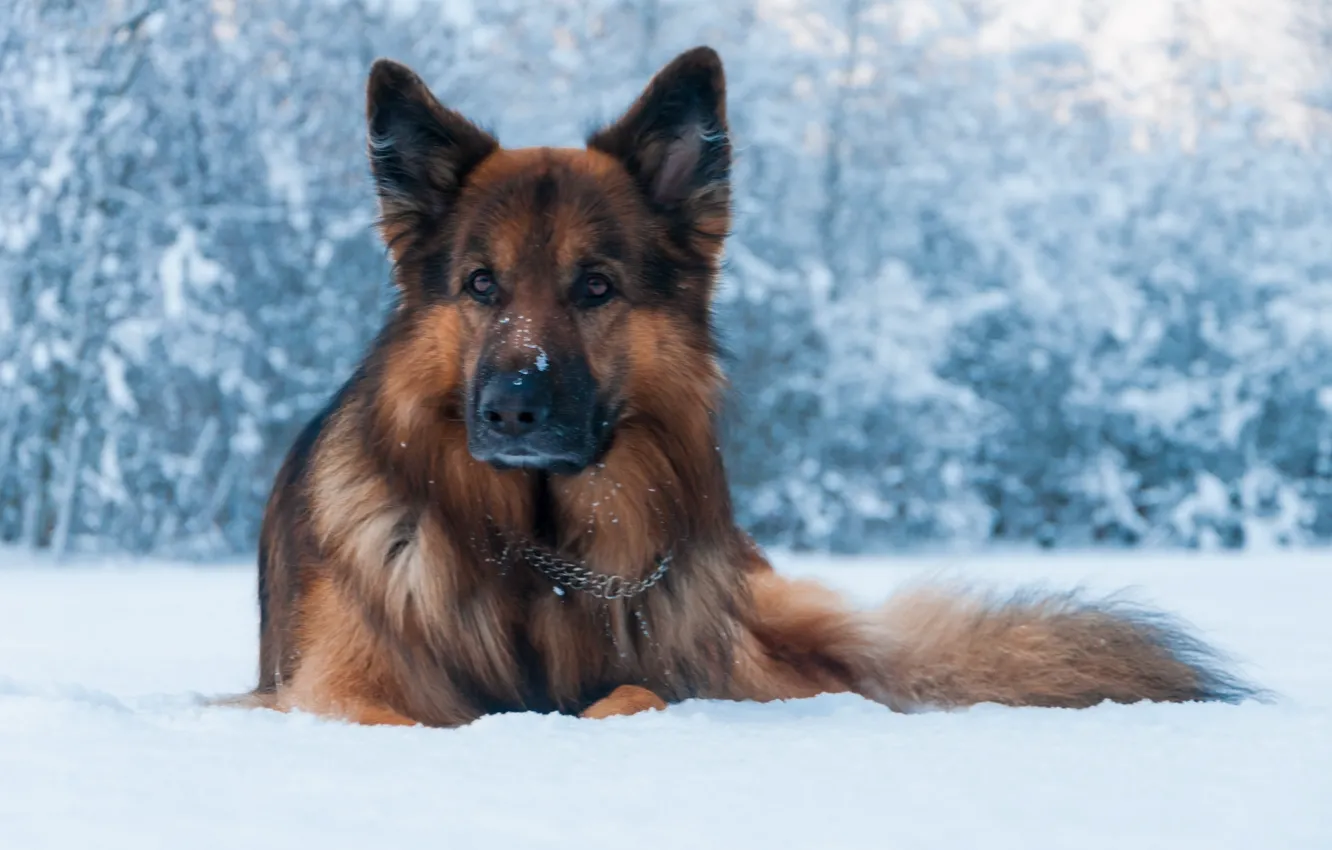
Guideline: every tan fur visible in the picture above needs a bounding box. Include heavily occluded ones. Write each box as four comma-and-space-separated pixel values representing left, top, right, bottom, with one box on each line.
242, 48, 1256, 730
862, 587, 1228, 709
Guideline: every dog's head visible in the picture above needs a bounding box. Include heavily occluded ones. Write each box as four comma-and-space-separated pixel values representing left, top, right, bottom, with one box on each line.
366, 48, 730, 475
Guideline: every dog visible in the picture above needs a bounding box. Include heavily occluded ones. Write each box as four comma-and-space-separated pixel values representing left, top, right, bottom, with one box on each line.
245, 47, 1258, 726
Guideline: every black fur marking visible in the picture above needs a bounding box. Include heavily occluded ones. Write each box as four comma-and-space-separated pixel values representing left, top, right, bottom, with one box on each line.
417, 249, 453, 299
463, 232, 489, 262
642, 248, 680, 298
594, 229, 627, 266
257, 538, 271, 640
533, 172, 559, 215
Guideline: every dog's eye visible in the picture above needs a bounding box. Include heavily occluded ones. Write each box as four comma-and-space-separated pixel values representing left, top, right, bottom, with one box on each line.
577, 272, 614, 308
465, 269, 498, 303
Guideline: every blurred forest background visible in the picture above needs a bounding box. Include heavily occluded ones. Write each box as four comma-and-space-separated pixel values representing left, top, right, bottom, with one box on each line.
4, 0, 1332, 558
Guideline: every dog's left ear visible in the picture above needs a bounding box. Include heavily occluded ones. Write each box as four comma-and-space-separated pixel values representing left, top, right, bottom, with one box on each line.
588, 47, 730, 240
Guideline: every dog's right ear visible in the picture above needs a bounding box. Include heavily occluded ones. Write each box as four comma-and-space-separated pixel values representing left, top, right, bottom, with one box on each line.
366, 60, 497, 247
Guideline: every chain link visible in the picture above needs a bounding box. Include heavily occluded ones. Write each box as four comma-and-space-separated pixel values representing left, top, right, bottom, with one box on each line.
521, 547, 672, 600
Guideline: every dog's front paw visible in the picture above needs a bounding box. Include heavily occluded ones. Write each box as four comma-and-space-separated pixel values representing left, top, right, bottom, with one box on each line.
580, 685, 667, 719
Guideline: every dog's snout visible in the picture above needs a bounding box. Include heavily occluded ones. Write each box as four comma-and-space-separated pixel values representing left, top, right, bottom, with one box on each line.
468, 353, 605, 473
479, 371, 553, 437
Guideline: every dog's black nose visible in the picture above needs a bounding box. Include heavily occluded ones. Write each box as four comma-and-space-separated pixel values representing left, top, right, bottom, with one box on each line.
479, 371, 553, 437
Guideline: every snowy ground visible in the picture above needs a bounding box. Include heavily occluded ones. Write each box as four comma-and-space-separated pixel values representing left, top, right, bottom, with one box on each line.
0, 550, 1328, 850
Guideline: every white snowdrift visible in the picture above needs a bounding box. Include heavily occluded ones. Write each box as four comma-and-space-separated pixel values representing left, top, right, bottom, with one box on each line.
0, 550, 1328, 849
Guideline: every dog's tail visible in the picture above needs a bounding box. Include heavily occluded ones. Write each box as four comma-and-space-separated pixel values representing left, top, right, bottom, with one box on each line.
859, 584, 1263, 710
743, 573, 1264, 711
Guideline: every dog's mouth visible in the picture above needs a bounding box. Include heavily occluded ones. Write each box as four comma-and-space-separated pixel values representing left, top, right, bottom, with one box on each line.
480, 446, 591, 476
465, 383, 621, 475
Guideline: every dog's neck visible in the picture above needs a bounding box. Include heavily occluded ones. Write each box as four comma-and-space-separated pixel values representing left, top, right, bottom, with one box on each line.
367, 377, 735, 581
528, 410, 735, 579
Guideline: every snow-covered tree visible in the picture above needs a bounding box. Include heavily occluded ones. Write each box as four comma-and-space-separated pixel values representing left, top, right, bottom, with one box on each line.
3, 0, 1330, 556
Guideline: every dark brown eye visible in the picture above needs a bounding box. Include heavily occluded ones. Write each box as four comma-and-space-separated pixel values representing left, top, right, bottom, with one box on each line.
465, 269, 497, 303
579, 272, 614, 307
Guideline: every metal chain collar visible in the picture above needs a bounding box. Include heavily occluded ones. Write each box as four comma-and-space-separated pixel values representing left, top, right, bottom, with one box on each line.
521, 547, 672, 600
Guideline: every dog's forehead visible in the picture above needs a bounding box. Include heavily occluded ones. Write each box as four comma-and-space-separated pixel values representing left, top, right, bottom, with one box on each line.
459, 147, 636, 272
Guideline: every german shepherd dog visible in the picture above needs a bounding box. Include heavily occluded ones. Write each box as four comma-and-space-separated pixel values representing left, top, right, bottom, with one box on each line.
249, 48, 1257, 726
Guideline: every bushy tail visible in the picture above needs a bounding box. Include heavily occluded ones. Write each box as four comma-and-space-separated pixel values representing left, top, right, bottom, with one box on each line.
857, 585, 1263, 710
740, 572, 1264, 711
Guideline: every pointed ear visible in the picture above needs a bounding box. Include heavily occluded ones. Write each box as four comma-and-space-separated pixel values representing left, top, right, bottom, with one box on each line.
588, 47, 730, 237
365, 59, 498, 245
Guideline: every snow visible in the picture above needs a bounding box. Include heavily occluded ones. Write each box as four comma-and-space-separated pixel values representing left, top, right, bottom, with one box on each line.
98, 350, 137, 414
0, 550, 1328, 849
10, 0, 1332, 554
156, 226, 225, 320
